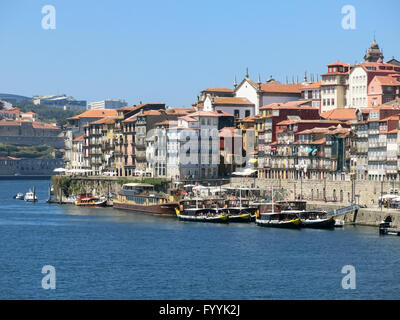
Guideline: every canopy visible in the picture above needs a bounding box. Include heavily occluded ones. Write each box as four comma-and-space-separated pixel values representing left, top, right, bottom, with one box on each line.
306, 148, 313, 153
232, 168, 257, 176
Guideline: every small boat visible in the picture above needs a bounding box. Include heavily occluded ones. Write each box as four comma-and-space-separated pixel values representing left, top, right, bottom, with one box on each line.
13, 193, 24, 200
75, 193, 107, 207
24, 190, 38, 202
298, 210, 336, 229
379, 221, 400, 236
334, 219, 344, 228
175, 199, 228, 223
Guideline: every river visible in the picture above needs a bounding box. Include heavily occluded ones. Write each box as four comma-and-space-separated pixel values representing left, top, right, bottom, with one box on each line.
0, 178, 399, 299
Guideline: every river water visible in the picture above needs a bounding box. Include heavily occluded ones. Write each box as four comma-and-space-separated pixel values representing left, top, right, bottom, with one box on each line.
0, 179, 399, 299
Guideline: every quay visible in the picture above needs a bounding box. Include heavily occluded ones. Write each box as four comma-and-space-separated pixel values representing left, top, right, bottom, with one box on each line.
49, 175, 400, 228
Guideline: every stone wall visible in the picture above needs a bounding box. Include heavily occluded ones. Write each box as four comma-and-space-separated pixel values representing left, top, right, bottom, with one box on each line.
0, 158, 64, 176
229, 177, 395, 206
0, 136, 64, 148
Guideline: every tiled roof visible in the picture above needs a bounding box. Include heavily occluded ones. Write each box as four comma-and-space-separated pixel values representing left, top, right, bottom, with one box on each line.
260, 100, 313, 110
327, 61, 353, 67
213, 97, 254, 106
201, 88, 233, 93
320, 108, 358, 120
178, 116, 197, 122
67, 109, 117, 120
259, 83, 303, 94
302, 81, 322, 89
73, 135, 84, 142
373, 76, 400, 86
90, 116, 117, 125
188, 111, 220, 117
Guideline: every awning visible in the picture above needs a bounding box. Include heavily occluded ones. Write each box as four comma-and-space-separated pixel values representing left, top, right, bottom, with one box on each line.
306, 148, 313, 153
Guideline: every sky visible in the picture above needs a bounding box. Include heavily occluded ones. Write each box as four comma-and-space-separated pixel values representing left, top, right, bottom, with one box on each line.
0, 0, 399, 107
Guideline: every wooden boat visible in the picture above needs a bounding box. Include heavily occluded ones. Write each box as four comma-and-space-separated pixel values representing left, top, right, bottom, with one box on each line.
75, 193, 107, 207
175, 199, 228, 223
298, 210, 336, 229
255, 189, 300, 228
224, 198, 257, 222
113, 183, 177, 216
256, 211, 301, 228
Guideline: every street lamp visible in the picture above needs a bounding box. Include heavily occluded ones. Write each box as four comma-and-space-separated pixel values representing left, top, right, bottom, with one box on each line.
295, 162, 308, 200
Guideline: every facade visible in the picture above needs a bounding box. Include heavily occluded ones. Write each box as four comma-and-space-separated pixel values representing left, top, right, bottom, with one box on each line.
301, 81, 322, 110
347, 61, 400, 108
368, 75, 400, 106
234, 75, 303, 115
65, 109, 118, 170
320, 62, 352, 112
203, 96, 255, 120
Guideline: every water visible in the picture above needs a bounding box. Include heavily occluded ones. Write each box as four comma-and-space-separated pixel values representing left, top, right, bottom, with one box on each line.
1, 179, 400, 300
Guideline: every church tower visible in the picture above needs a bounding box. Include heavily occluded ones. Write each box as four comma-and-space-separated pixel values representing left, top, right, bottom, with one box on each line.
364, 39, 384, 62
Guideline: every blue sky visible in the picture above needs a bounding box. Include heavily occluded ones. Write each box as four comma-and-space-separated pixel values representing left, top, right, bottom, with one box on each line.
0, 0, 399, 107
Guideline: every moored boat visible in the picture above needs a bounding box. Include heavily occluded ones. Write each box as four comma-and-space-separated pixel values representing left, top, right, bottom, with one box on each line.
13, 193, 24, 200
298, 210, 336, 229
224, 198, 256, 222
75, 193, 107, 207
175, 199, 228, 223
24, 189, 38, 202
113, 183, 178, 216
256, 211, 301, 228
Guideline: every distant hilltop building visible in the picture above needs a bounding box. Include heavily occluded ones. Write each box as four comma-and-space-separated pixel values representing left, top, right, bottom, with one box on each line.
88, 99, 128, 110
33, 94, 86, 111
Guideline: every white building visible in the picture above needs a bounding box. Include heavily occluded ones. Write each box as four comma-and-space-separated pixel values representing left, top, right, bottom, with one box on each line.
234, 74, 303, 115
203, 95, 255, 120
88, 99, 128, 110
147, 111, 220, 180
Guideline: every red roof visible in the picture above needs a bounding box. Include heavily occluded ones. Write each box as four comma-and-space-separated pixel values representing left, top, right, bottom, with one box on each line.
201, 88, 233, 93
213, 97, 254, 106
68, 109, 117, 120
259, 83, 303, 94
320, 108, 358, 120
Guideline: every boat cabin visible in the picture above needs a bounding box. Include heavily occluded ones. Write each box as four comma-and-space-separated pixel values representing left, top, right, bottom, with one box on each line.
277, 200, 307, 211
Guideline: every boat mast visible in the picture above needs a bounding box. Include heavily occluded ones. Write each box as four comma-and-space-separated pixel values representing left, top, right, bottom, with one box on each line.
272, 187, 274, 214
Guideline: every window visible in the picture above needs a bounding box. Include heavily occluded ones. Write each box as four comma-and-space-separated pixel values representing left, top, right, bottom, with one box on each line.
234, 110, 240, 118
245, 110, 251, 118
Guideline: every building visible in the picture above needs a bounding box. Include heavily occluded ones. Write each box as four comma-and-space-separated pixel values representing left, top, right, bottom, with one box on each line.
203, 96, 255, 120
320, 62, 353, 112
368, 75, 400, 106
64, 109, 118, 170
71, 136, 85, 171
234, 73, 303, 114
347, 60, 400, 109
88, 99, 128, 110
301, 81, 322, 110
33, 95, 87, 110
364, 39, 384, 63
261, 118, 351, 181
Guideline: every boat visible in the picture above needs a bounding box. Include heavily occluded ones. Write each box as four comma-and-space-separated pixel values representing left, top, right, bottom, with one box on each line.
255, 188, 301, 228
113, 183, 178, 216
256, 211, 301, 228
24, 189, 38, 202
75, 193, 107, 207
13, 193, 24, 200
298, 210, 336, 229
223, 199, 256, 222
175, 199, 228, 223
379, 220, 400, 236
